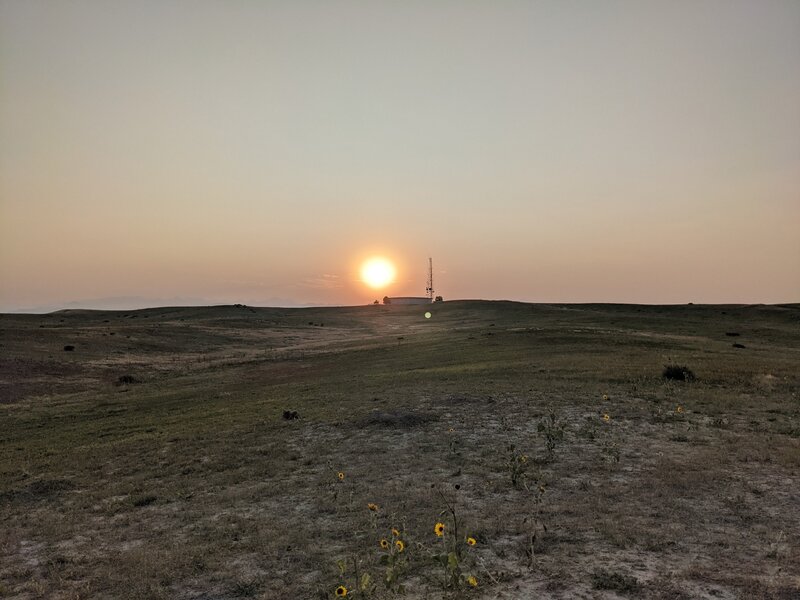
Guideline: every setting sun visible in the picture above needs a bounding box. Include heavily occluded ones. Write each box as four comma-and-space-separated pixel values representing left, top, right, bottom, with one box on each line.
361, 257, 396, 289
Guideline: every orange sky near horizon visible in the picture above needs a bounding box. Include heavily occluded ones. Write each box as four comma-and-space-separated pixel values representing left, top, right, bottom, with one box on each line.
1, 1, 799, 311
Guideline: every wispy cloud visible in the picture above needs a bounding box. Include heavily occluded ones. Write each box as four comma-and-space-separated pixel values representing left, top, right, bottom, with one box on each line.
299, 274, 343, 290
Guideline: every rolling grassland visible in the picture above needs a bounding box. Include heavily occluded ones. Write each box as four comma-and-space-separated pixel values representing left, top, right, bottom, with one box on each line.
1, 301, 798, 599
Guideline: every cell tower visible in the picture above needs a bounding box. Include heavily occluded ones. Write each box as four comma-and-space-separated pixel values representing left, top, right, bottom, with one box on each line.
426, 257, 434, 301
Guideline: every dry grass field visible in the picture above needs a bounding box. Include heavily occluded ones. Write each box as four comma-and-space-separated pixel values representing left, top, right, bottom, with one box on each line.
1, 301, 799, 599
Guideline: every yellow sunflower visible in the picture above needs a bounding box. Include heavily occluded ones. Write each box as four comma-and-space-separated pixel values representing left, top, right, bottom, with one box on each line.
379, 539, 389, 549
367, 503, 379, 512
602, 394, 609, 401
391, 528, 400, 537
602, 413, 611, 422
395, 539, 405, 552
434, 522, 445, 537
337, 471, 345, 481
676, 405, 684, 414
335, 585, 347, 596
466, 537, 477, 546
467, 575, 478, 587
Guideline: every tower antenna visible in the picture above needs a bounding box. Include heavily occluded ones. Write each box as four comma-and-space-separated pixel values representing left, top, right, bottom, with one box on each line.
426, 257, 434, 301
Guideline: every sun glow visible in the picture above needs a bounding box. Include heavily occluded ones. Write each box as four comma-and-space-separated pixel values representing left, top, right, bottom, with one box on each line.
361, 257, 396, 289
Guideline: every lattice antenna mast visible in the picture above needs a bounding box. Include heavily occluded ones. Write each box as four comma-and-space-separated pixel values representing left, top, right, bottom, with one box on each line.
426, 257, 434, 300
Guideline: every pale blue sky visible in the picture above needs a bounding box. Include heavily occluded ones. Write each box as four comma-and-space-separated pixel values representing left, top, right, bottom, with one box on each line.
1, 1, 798, 310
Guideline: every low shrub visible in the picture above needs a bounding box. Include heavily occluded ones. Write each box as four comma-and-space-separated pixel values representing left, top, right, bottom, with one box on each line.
132, 494, 157, 507
662, 365, 695, 382
592, 569, 640, 592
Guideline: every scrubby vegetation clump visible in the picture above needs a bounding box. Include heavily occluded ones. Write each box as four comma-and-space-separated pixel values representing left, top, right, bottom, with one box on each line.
662, 364, 695, 381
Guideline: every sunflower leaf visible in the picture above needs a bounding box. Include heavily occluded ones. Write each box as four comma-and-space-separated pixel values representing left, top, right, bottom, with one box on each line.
360, 572, 371, 591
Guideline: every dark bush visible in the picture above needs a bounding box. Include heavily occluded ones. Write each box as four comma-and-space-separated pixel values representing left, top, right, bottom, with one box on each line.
662, 365, 695, 381
282, 410, 299, 420
132, 494, 157, 507
725, 332, 740, 337
117, 375, 138, 385
63, 345, 75, 351
732, 343, 746, 349
592, 569, 640, 592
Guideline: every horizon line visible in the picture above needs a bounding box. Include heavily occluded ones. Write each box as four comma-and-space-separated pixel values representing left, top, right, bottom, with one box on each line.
4, 298, 799, 315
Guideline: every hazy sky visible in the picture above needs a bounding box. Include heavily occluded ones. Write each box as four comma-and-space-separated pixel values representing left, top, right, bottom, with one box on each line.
1, 0, 799, 311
